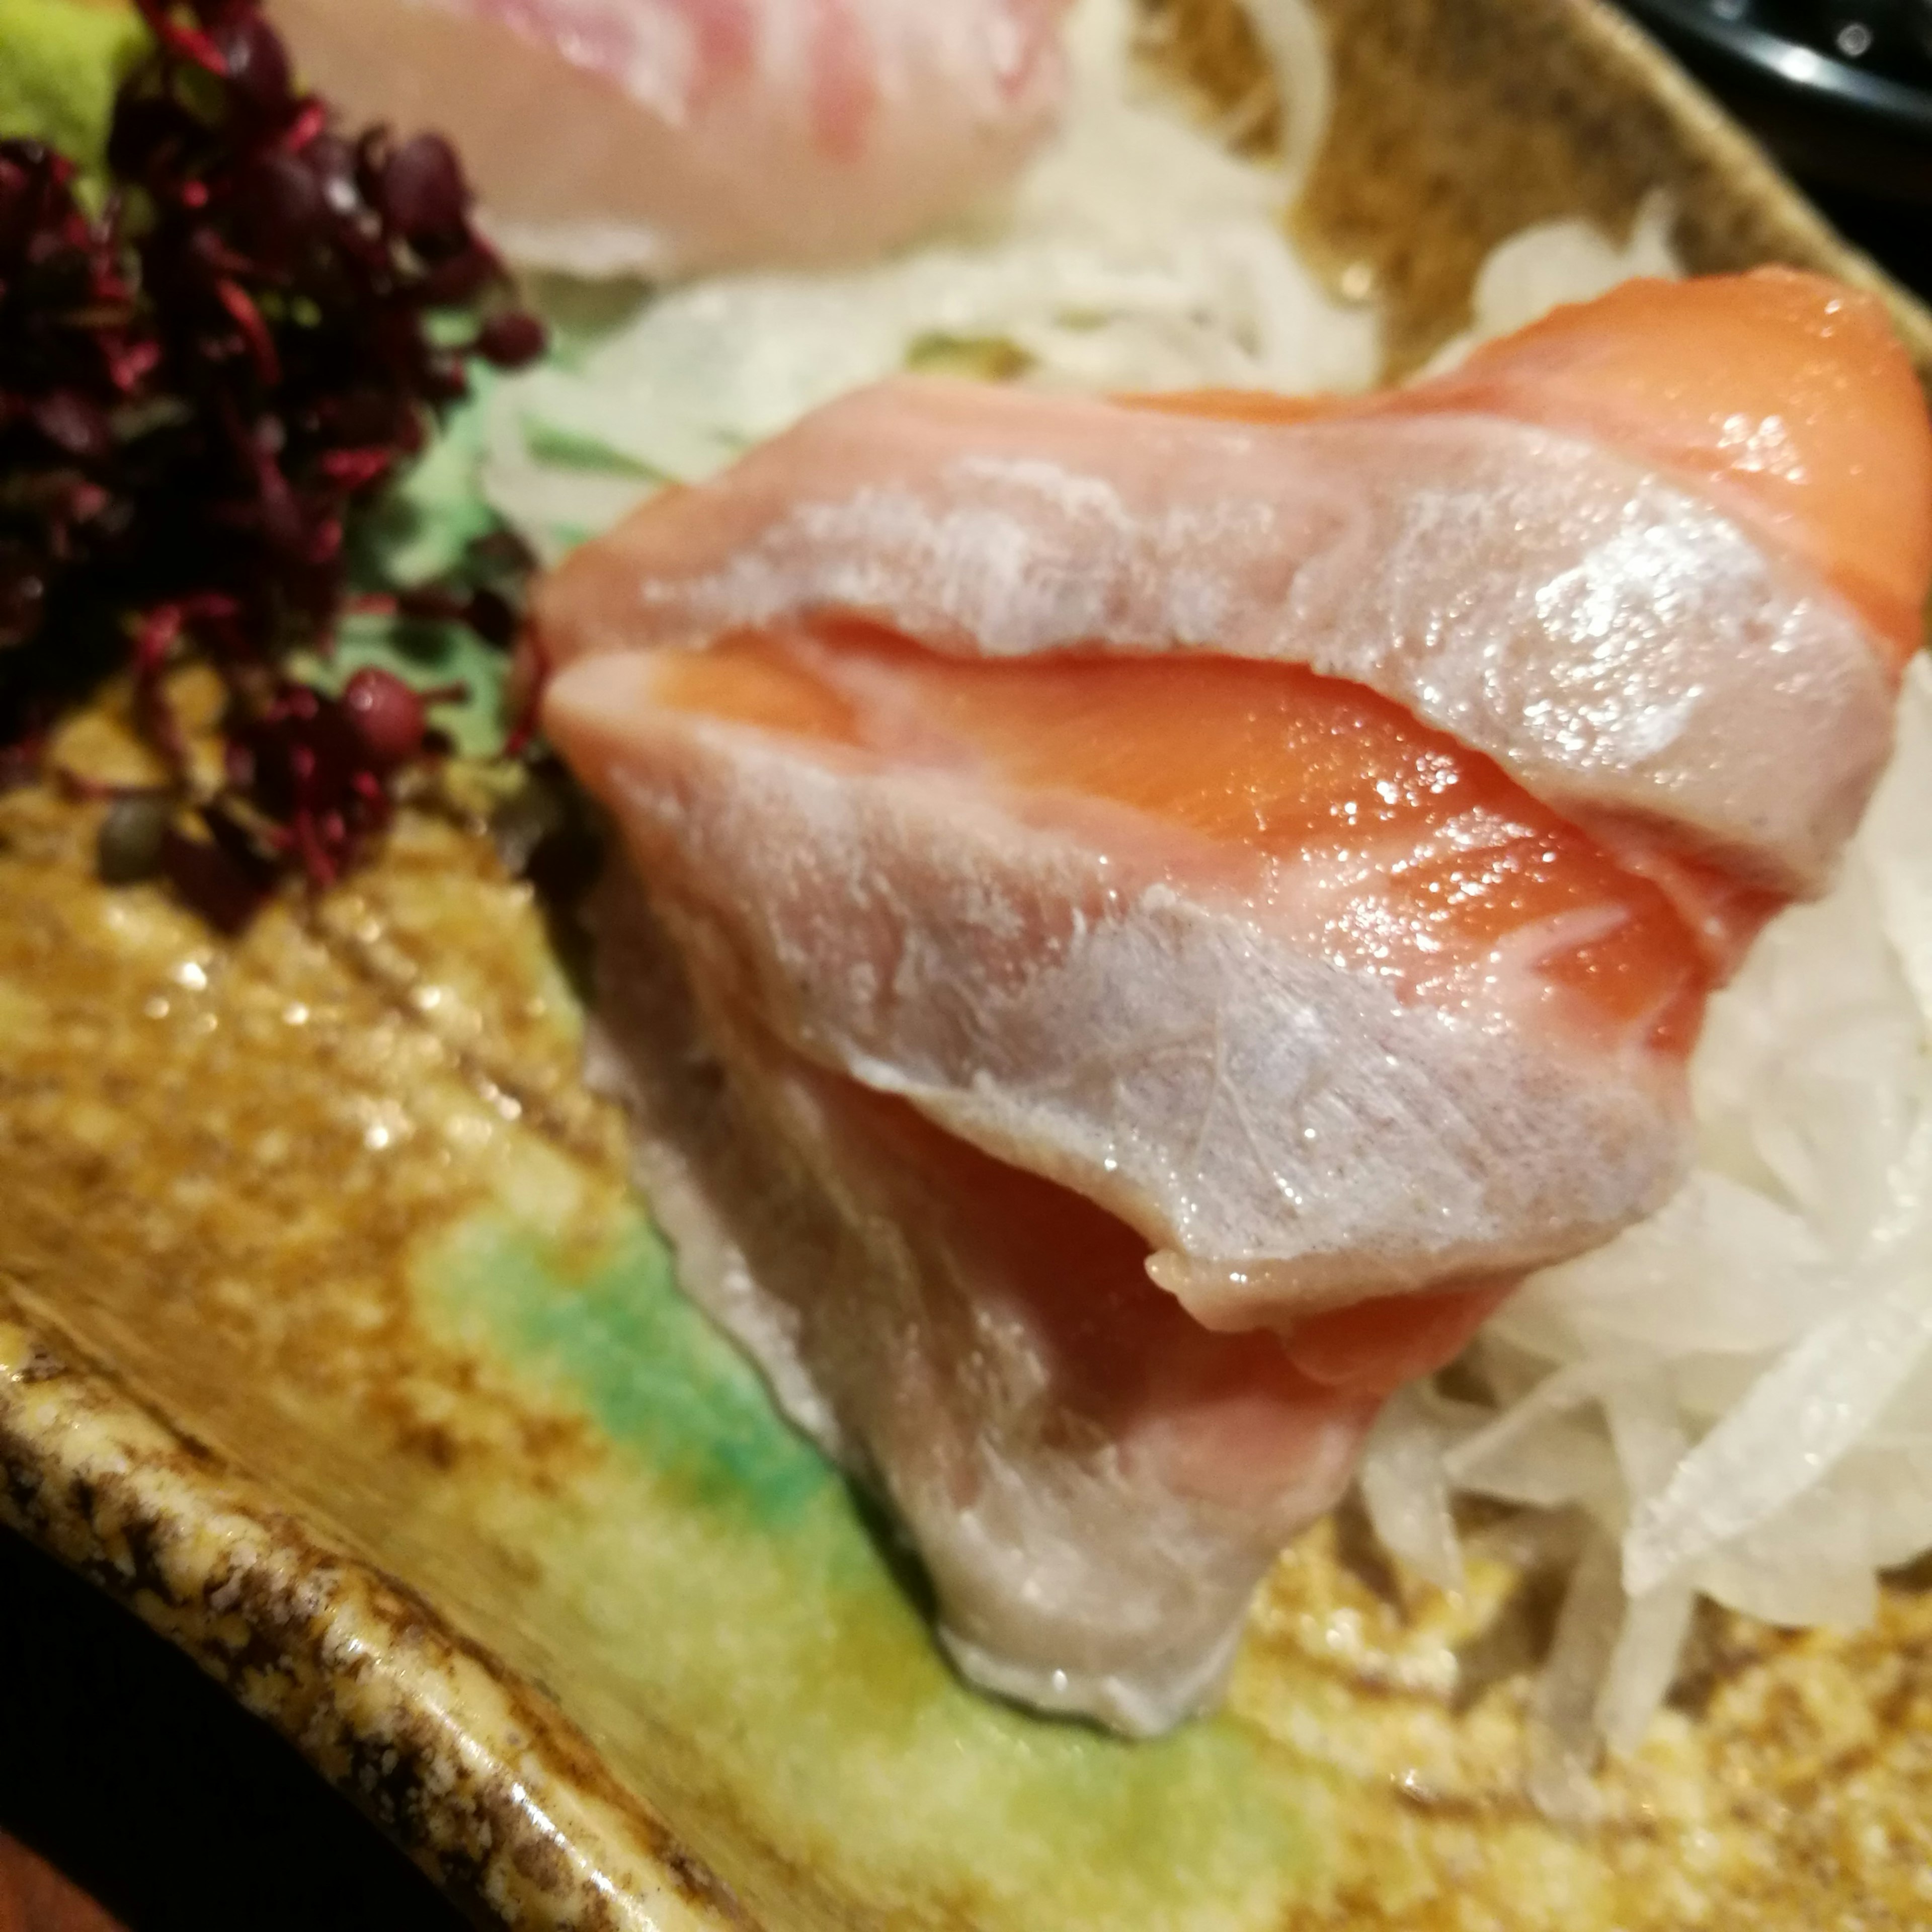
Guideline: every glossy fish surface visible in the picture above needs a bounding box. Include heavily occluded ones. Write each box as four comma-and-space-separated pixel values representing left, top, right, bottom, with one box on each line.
555, 621, 1692, 1724
539, 271, 1928, 900
534, 270, 1932, 1729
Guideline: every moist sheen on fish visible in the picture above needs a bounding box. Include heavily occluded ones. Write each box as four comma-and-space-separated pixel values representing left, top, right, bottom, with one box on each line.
537, 270, 1932, 1731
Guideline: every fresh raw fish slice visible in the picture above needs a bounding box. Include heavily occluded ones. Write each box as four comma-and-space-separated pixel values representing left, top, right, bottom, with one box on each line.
547, 625, 1709, 1326
269, 0, 1071, 275
1404, 269, 1932, 663
552, 621, 1707, 1726
535, 269, 1927, 1732
533, 272, 1928, 898
585, 875, 1400, 1730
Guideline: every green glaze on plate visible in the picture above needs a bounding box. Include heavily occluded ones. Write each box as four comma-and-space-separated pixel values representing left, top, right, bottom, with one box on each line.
6, 3, 1932, 1927
420, 1216, 1329, 1932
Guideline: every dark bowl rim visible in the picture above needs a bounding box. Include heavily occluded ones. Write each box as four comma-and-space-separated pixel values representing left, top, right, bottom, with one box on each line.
1621, 0, 1932, 134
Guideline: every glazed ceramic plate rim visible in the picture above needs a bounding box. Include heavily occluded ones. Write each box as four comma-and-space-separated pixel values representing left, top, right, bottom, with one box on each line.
0, 1298, 745, 1930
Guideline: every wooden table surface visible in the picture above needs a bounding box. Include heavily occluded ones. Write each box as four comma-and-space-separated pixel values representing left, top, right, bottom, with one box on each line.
0, 1836, 125, 1932
0, 1836, 123, 1932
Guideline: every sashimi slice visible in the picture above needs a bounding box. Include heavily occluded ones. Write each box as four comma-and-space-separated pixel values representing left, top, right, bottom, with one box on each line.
553, 620, 1716, 1725
1407, 269, 1932, 665
268, 0, 1071, 276
533, 272, 1928, 897
547, 625, 1707, 1325
585, 871, 1510, 1729
647, 624, 1709, 1053
531, 268, 1931, 1735
1135, 271, 1931, 665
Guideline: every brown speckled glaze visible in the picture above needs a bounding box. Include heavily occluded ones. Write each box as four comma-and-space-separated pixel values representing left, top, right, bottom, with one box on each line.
8, 6, 1932, 1927
0, 1309, 750, 1932
1147, 0, 1932, 376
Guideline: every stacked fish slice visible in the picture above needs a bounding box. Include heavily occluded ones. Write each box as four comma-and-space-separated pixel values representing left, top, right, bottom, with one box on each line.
528, 268, 1932, 1732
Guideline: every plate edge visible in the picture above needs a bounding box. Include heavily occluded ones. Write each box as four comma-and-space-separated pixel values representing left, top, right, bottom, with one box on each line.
0, 1293, 760, 1932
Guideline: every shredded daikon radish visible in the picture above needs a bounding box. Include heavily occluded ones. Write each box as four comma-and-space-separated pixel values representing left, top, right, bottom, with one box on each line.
1422, 193, 1679, 374
479, 0, 1378, 558
1363, 663, 1932, 1768
1237, 0, 1332, 195
1526, 1529, 1624, 1824
1357, 1387, 1466, 1591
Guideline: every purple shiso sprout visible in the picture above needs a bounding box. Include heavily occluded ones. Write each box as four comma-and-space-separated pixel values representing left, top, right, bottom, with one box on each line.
0, 0, 548, 925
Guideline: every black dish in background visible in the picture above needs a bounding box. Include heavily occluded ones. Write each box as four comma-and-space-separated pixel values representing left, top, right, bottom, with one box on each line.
1617, 0, 1932, 288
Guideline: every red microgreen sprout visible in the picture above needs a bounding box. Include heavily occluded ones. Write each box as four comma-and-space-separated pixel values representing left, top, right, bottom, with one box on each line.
0, 0, 548, 928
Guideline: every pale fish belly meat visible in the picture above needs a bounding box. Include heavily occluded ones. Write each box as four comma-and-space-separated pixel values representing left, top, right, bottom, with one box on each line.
267, 0, 1072, 275
586, 876, 1386, 1729
535, 271, 1932, 1730
541, 271, 1929, 901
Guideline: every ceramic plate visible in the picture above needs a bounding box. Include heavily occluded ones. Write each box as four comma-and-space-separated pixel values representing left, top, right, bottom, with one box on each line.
6, 3, 1932, 1926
